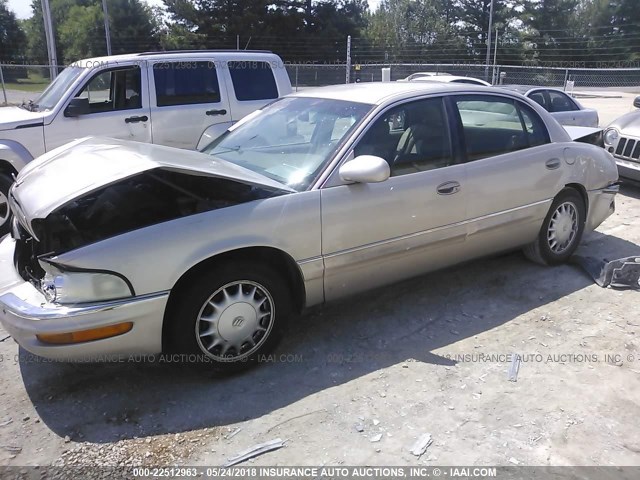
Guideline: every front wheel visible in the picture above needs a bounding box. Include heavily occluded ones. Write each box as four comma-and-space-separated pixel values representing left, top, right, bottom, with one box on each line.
0, 174, 13, 237
523, 188, 586, 266
166, 262, 291, 373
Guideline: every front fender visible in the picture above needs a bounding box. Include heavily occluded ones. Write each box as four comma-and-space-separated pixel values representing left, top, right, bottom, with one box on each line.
0, 140, 34, 173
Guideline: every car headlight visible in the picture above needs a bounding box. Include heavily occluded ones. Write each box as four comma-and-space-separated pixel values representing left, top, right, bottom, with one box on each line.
40, 266, 133, 304
604, 128, 619, 146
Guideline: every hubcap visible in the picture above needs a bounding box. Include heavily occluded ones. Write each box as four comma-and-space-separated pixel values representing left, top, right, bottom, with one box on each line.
547, 201, 578, 254
195, 280, 274, 361
0, 191, 9, 228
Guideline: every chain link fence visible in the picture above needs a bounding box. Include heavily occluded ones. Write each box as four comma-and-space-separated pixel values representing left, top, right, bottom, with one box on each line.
3, 62, 640, 106
287, 63, 640, 90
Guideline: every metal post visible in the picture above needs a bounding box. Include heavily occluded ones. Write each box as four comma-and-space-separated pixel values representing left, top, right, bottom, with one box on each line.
484, 0, 495, 82
492, 27, 498, 84
346, 35, 351, 84
102, 0, 112, 56
295, 65, 299, 92
563, 68, 569, 89
237, 35, 240, 50
0, 64, 7, 105
42, 0, 58, 81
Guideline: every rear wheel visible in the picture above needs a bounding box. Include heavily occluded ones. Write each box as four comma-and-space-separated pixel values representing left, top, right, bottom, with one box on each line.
0, 174, 13, 237
523, 188, 586, 265
166, 262, 291, 373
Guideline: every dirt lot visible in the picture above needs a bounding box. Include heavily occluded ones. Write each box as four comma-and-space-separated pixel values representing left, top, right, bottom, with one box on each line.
0, 183, 639, 469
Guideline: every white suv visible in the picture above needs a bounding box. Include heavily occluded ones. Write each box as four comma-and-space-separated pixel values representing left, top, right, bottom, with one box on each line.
0, 50, 292, 234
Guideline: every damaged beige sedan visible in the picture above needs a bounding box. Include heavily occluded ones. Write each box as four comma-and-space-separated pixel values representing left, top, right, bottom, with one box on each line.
0, 82, 620, 373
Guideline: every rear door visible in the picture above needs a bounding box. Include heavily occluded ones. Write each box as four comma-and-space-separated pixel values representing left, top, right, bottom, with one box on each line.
225, 60, 281, 121
45, 63, 152, 151
454, 94, 562, 255
546, 90, 582, 126
149, 59, 232, 149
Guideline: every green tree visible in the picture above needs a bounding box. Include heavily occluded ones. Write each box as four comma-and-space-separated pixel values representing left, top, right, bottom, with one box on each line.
0, 0, 27, 61
162, 0, 368, 61
25, 0, 159, 65
521, 0, 582, 64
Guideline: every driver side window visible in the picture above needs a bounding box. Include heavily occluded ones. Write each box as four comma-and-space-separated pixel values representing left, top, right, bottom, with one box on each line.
354, 98, 453, 177
76, 66, 142, 114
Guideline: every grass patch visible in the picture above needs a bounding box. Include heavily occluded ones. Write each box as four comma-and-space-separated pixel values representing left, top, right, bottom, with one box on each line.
1, 71, 50, 92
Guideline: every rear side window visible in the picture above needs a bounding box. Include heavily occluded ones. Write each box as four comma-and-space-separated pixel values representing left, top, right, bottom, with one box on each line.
228, 61, 278, 101
153, 61, 221, 107
548, 91, 578, 112
455, 95, 549, 161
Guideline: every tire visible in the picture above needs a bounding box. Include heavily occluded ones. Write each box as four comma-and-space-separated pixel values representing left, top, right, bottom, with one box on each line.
0, 174, 14, 237
523, 188, 586, 266
166, 261, 291, 374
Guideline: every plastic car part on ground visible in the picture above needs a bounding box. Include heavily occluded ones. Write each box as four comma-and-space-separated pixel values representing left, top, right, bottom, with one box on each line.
570, 255, 640, 289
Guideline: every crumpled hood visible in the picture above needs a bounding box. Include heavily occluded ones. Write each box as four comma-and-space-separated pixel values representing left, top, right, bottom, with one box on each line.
0, 106, 45, 131
10, 137, 294, 236
608, 109, 640, 136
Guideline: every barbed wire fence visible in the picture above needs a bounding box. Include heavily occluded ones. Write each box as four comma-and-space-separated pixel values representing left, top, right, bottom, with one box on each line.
3, 35, 640, 105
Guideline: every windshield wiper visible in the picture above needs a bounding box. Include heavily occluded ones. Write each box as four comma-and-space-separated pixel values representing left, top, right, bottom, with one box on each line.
19, 100, 39, 112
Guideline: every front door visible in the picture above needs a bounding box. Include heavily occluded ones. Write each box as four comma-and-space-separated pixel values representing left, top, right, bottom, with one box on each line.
45, 63, 152, 151
320, 97, 469, 301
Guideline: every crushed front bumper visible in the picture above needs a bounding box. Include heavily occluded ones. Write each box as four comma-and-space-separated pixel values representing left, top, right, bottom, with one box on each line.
0, 236, 167, 361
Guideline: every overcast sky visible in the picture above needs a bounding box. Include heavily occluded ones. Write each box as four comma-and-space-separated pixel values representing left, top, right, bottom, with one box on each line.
8, 0, 383, 20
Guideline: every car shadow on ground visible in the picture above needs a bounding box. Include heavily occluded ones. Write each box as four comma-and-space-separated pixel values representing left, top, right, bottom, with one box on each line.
18, 224, 640, 444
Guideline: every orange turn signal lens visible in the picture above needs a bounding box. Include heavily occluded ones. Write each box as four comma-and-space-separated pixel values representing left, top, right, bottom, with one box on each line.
36, 322, 133, 345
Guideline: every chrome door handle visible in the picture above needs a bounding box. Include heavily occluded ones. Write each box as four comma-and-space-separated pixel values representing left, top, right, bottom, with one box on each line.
124, 115, 148, 123
545, 158, 561, 170
436, 181, 461, 195
206, 109, 227, 116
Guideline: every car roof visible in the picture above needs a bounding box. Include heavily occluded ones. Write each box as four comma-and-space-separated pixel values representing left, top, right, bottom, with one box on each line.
72, 50, 279, 67
408, 75, 490, 86
498, 85, 570, 95
291, 82, 495, 105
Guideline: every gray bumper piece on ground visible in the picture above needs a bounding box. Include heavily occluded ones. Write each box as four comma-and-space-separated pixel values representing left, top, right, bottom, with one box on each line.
571, 255, 640, 289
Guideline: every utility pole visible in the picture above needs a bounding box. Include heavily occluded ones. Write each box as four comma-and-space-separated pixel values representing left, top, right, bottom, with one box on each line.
42, 0, 58, 80
492, 26, 499, 84
484, 0, 495, 82
346, 35, 351, 84
102, 0, 112, 56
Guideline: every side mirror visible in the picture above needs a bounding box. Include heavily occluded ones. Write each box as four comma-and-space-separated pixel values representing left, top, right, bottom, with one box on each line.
64, 97, 89, 117
339, 155, 390, 184
634, 96, 640, 109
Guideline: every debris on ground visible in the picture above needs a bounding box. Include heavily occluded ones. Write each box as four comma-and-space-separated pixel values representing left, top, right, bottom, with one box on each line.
571, 255, 640, 289
409, 433, 433, 457
223, 438, 286, 467
369, 434, 382, 443
508, 354, 521, 382
1, 445, 22, 454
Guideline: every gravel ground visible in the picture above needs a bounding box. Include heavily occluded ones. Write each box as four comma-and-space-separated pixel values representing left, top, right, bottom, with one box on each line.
0, 184, 639, 469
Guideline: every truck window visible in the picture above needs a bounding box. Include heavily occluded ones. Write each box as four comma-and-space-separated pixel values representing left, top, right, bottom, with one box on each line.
153, 62, 221, 107
228, 61, 278, 101
76, 66, 141, 113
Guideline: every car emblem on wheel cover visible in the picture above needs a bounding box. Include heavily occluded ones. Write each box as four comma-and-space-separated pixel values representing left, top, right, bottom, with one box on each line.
232, 316, 245, 327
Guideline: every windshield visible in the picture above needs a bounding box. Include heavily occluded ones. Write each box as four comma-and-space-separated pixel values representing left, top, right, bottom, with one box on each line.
202, 97, 373, 191
33, 66, 85, 111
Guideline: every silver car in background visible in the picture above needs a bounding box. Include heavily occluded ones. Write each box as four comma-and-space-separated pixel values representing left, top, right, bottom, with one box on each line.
0, 82, 619, 374
603, 96, 640, 181
498, 86, 599, 128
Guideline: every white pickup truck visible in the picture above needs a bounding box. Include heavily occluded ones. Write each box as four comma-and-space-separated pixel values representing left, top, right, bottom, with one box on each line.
0, 50, 292, 234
